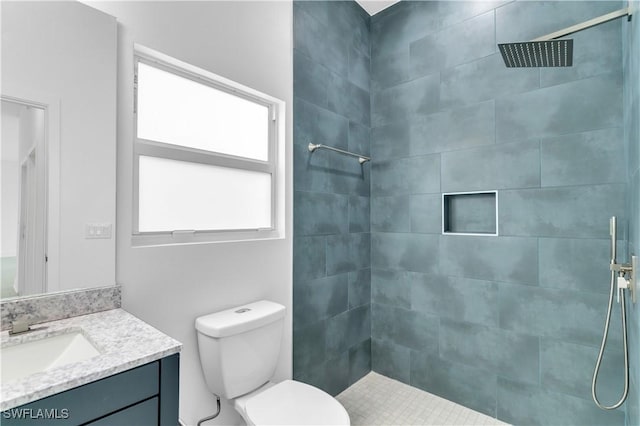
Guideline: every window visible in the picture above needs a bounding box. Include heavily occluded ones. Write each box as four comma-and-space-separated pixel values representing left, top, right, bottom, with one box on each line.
133, 47, 284, 244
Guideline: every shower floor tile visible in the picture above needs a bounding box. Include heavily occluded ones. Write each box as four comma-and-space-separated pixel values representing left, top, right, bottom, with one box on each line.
336, 372, 508, 426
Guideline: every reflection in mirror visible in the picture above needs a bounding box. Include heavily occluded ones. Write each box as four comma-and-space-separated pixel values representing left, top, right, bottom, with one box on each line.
1, 101, 47, 298
1, 1, 117, 299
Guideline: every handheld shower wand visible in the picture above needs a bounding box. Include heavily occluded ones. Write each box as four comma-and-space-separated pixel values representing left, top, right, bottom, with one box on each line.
591, 216, 634, 410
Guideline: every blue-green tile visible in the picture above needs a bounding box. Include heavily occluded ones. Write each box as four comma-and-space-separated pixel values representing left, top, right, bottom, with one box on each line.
411, 352, 497, 417
371, 49, 409, 91
409, 11, 495, 78
371, 338, 411, 383
440, 235, 538, 285
437, 1, 510, 28
499, 282, 622, 347
440, 53, 539, 110
439, 319, 539, 384
540, 338, 624, 403
540, 128, 625, 187
371, 121, 410, 161
371, 195, 410, 232
293, 236, 326, 282
409, 101, 495, 156
372, 74, 440, 126
327, 233, 370, 276
371, 268, 413, 309
293, 273, 348, 328
349, 121, 370, 158
294, 191, 348, 236
538, 238, 611, 294
496, 73, 623, 143
372, 233, 440, 274
372, 154, 440, 196
441, 141, 540, 192
349, 339, 371, 385
348, 195, 370, 233
497, 378, 625, 426
348, 269, 371, 309
499, 184, 627, 239
294, 51, 330, 108
372, 303, 438, 353
410, 194, 441, 234
348, 45, 370, 92
293, 320, 326, 373
413, 275, 499, 327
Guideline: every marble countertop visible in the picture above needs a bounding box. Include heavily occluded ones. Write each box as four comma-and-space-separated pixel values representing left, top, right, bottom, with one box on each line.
0, 309, 182, 411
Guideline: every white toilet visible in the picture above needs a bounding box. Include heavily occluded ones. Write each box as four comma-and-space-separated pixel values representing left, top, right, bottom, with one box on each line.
195, 300, 350, 426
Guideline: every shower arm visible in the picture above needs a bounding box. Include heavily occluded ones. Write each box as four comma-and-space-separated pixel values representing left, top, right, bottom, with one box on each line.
532, 7, 631, 41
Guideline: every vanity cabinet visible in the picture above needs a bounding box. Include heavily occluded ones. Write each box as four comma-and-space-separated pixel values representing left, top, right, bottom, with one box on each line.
1, 354, 179, 426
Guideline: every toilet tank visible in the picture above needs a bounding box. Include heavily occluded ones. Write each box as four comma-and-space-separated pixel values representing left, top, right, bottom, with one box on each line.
195, 300, 285, 399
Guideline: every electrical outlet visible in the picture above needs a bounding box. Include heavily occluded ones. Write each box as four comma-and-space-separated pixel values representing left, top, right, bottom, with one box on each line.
85, 223, 112, 239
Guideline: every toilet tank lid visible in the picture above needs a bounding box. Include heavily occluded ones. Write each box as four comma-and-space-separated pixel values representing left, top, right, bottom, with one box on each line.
196, 300, 286, 338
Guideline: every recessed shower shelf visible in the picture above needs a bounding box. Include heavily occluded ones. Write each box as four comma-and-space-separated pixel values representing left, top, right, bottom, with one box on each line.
442, 191, 498, 236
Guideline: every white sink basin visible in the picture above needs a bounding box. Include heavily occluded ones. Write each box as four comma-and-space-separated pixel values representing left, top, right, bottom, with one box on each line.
1, 331, 101, 383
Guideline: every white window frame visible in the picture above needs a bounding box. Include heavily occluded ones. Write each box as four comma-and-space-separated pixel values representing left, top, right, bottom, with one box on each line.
132, 45, 285, 246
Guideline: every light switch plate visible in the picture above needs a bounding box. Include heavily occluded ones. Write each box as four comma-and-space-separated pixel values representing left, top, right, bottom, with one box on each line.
85, 223, 112, 239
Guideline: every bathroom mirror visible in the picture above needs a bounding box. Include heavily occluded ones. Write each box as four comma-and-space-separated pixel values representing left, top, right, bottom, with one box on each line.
1, 1, 117, 299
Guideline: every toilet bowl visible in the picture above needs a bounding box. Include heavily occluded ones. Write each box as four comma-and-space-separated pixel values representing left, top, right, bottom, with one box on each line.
195, 300, 350, 425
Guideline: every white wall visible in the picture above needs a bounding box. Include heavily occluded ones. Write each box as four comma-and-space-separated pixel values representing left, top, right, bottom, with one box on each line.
1, 109, 19, 258
1, 1, 117, 292
85, 2, 293, 425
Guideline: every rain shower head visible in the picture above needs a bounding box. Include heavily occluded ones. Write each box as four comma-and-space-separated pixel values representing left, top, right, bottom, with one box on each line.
499, 6, 631, 68
498, 40, 573, 68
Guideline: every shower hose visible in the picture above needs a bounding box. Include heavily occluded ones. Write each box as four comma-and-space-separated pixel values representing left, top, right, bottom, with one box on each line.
591, 267, 629, 410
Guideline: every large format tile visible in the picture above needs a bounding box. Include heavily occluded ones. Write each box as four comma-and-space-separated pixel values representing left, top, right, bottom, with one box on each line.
293, 236, 326, 282
540, 20, 622, 87
372, 74, 440, 126
293, 320, 327, 373
496, 1, 622, 45
540, 338, 624, 403
371, 1, 439, 58
371, 49, 410, 91
371, 268, 413, 309
349, 122, 370, 158
437, 1, 511, 29
348, 338, 371, 386
411, 352, 498, 417
372, 303, 439, 353
326, 233, 370, 276
412, 275, 499, 327
371, 154, 440, 196
499, 184, 627, 238
348, 45, 370, 92
495, 73, 623, 142
410, 11, 495, 78
441, 141, 540, 192
348, 269, 371, 309
538, 237, 612, 294
409, 101, 495, 156
371, 338, 411, 383
497, 378, 625, 426
372, 233, 440, 274
327, 304, 371, 359
410, 193, 442, 234
440, 53, 539, 109
540, 127, 625, 187
293, 273, 348, 328
498, 282, 622, 347
440, 235, 538, 285
371, 195, 410, 232
293, 4, 349, 76
294, 191, 348, 236
348, 195, 370, 233
294, 52, 330, 108
370, 121, 410, 161
439, 319, 539, 384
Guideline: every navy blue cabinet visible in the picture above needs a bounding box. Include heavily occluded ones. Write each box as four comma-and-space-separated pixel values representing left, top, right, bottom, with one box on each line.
2, 354, 179, 426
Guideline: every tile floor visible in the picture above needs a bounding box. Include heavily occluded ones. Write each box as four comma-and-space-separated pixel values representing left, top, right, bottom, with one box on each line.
336, 372, 509, 426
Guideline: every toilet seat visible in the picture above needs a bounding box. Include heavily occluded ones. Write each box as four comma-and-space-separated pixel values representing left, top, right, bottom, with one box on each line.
238, 380, 350, 425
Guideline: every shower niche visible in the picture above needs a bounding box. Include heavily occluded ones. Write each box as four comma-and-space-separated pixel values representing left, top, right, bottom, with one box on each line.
442, 191, 498, 236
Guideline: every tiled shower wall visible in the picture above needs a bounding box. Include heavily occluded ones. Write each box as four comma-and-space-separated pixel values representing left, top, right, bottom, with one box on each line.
369, 1, 627, 425
292, 1, 372, 395
624, 1, 640, 424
